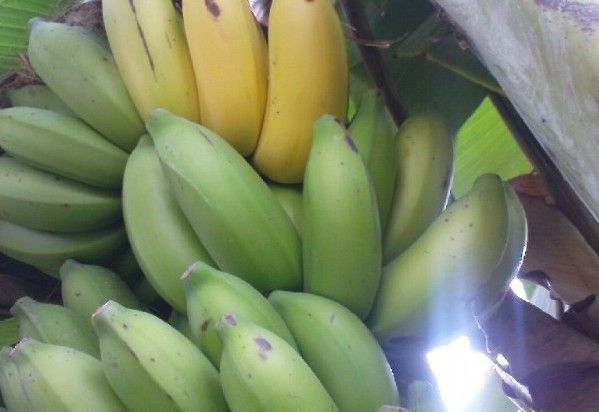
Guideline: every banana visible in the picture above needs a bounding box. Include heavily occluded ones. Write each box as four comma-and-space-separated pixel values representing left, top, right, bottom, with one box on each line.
303, 115, 381, 319
383, 113, 454, 263
368, 174, 509, 349
5, 339, 127, 411
7, 84, 77, 117
0, 346, 29, 412
60, 260, 143, 325
168, 310, 202, 347
27, 19, 144, 151
0, 156, 121, 233
0, 107, 128, 189
471, 185, 528, 319
183, 0, 267, 155
0, 221, 127, 278
348, 90, 398, 232
10, 297, 100, 357
269, 182, 303, 237
103, 0, 200, 122
252, 0, 349, 183
92, 300, 227, 412
182, 262, 297, 367
123, 135, 215, 312
217, 315, 339, 412
147, 109, 302, 292
269, 291, 400, 412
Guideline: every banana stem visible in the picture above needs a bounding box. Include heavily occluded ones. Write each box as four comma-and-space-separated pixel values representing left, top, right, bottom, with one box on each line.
338, 0, 408, 126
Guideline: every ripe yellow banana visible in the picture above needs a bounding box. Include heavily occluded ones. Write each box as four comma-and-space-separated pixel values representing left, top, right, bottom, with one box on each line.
252, 0, 349, 183
103, 0, 200, 122
183, 0, 267, 155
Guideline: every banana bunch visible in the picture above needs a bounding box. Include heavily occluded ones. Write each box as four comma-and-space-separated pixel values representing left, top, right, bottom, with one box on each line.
0, 1, 531, 410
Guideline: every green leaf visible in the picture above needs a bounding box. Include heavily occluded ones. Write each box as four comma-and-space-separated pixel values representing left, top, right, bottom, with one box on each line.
0, 0, 76, 81
359, 0, 488, 132
0, 317, 18, 347
452, 97, 533, 197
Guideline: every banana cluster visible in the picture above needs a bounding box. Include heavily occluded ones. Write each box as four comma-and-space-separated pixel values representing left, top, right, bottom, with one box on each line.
0, 0, 529, 411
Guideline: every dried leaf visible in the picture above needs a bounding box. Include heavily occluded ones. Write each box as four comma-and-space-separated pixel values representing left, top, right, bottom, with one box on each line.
511, 176, 599, 304
477, 292, 599, 411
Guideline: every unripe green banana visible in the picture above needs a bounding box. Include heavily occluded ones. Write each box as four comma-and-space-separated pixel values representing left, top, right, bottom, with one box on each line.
5, 339, 127, 411
123, 136, 215, 312
183, 262, 297, 367
217, 316, 339, 412
269, 182, 304, 237
92, 301, 227, 412
7, 84, 77, 117
168, 310, 201, 347
0, 107, 128, 189
303, 115, 382, 319
10, 297, 99, 357
383, 113, 454, 263
269, 291, 400, 412
60, 260, 143, 324
368, 174, 509, 349
0, 346, 29, 412
348, 89, 398, 232
27, 19, 144, 151
0, 221, 127, 278
147, 109, 302, 292
472, 185, 528, 319
0, 156, 121, 233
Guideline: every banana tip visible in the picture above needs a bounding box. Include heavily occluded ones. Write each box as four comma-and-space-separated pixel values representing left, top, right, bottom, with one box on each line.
27, 17, 46, 34
91, 300, 115, 321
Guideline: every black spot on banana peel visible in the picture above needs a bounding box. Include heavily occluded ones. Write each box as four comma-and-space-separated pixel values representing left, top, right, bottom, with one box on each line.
205, 0, 221, 18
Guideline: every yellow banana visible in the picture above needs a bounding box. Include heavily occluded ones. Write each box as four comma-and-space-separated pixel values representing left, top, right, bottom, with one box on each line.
252, 0, 348, 183
183, 0, 267, 155
103, 0, 200, 122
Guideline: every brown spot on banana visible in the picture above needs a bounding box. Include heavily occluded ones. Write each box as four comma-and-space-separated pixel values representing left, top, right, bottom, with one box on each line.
128, 0, 156, 75
205, 0, 221, 18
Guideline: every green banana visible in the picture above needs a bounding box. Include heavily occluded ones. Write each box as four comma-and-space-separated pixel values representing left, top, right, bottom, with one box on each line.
383, 113, 454, 263
10, 297, 99, 357
269, 182, 304, 237
217, 315, 339, 412
348, 89, 398, 232
168, 310, 201, 347
5, 339, 127, 411
147, 109, 302, 292
0, 156, 121, 233
0, 107, 128, 189
269, 291, 399, 411
7, 84, 77, 117
27, 19, 144, 151
303, 115, 382, 319
0, 221, 127, 278
0, 346, 29, 412
123, 135, 215, 312
60, 260, 143, 324
183, 262, 297, 367
109, 248, 144, 285
92, 300, 227, 412
368, 174, 509, 349
472, 185, 528, 319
